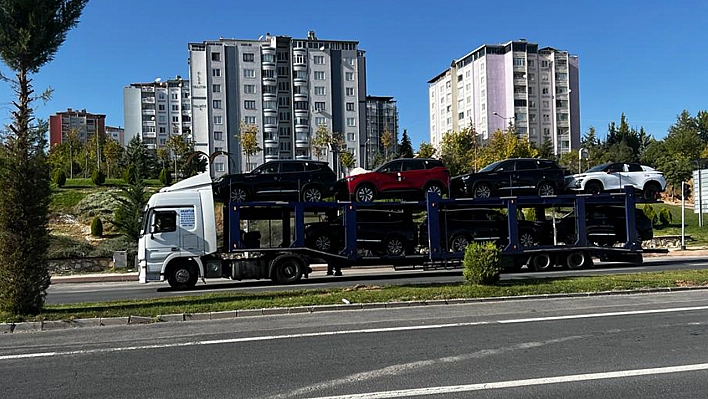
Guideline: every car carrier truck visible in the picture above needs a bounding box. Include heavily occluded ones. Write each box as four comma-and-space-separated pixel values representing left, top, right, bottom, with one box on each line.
138, 172, 654, 289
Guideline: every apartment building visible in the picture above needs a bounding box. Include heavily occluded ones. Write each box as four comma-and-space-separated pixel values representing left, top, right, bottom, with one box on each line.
428, 40, 580, 155
364, 96, 398, 169
49, 108, 106, 146
188, 31, 367, 176
105, 126, 125, 146
123, 78, 192, 150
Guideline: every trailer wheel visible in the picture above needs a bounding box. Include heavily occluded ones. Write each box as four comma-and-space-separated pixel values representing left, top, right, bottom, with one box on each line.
271, 255, 304, 284
167, 261, 198, 289
566, 251, 591, 270
531, 253, 553, 272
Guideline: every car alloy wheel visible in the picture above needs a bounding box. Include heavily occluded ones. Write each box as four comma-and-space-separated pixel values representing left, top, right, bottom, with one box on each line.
314, 235, 332, 252
519, 231, 537, 247
450, 235, 470, 253
355, 185, 374, 202
426, 183, 443, 196
385, 237, 405, 256
538, 183, 555, 196
474, 184, 491, 199
303, 187, 323, 202
231, 187, 248, 202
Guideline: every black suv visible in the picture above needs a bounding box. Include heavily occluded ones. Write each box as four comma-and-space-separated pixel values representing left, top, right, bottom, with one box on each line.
419, 208, 545, 253
554, 205, 653, 246
450, 158, 566, 199
212, 160, 337, 203
304, 209, 417, 256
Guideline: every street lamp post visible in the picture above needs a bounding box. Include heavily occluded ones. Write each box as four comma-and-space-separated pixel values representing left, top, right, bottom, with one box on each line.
493, 112, 515, 132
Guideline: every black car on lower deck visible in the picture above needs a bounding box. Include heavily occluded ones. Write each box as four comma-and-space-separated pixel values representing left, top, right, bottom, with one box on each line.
553, 205, 653, 246
212, 160, 337, 203
419, 208, 548, 253
304, 209, 418, 257
450, 158, 567, 199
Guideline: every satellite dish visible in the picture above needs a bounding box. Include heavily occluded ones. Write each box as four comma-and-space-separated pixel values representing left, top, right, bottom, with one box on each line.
258, 35, 264, 41
155, 77, 162, 83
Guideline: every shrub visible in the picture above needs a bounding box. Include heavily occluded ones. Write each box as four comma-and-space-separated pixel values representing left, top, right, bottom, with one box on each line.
463, 241, 502, 285
642, 204, 658, 225
659, 208, 673, 227
52, 170, 67, 187
91, 169, 106, 186
123, 164, 136, 184
90, 217, 103, 237
159, 168, 172, 186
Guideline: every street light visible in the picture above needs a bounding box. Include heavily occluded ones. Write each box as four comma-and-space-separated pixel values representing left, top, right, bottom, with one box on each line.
493, 112, 515, 131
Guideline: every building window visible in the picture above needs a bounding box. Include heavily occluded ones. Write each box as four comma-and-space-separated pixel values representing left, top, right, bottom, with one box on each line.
171, 93, 178, 100
214, 115, 222, 124
541, 60, 549, 68
346, 87, 354, 96
346, 117, 355, 127
214, 146, 223, 153
314, 86, 325, 96
543, 127, 551, 136
528, 60, 535, 68
244, 69, 255, 78
211, 53, 220, 62
172, 104, 179, 111
347, 133, 355, 141
215, 162, 224, 172
278, 97, 290, 106
264, 116, 277, 125
244, 100, 256, 109
315, 116, 326, 126
172, 116, 179, 123
158, 104, 165, 111
313, 55, 325, 64
542, 87, 549, 94
556, 72, 567, 81
262, 53, 275, 63
244, 116, 256, 124
243, 53, 255, 62
214, 131, 223, 141
346, 102, 355, 111
513, 58, 525, 66
458, 112, 464, 120
529, 100, 536, 108
314, 71, 325, 80
158, 115, 166, 122
212, 68, 221, 77
345, 72, 354, 81
159, 127, 166, 134
542, 100, 549, 108
543, 114, 550, 122
213, 84, 221, 93
314, 102, 326, 111
213, 100, 222, 109
262, 69, 275, 79
244, 84, 256, 94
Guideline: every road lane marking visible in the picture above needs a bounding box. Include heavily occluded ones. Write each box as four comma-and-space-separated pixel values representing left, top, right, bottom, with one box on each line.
304, 363, 708, 398
3, 305, 708, 361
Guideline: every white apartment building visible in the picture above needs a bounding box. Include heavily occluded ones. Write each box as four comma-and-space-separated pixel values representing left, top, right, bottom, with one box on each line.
188, 31, 367, 176
123, 78, 192, 150
429, 40, 580, 155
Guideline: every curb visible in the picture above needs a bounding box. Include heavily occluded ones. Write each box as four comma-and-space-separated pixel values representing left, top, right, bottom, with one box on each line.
4, 285, 708, 334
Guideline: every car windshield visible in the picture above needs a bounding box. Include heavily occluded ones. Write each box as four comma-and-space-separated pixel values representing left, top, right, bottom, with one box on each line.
585, 163, 611, 173
479, 160, 504, 173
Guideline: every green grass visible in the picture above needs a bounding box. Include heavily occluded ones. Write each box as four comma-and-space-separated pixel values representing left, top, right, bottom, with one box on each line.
3, 269, 708, 323
645, 203, 708, 245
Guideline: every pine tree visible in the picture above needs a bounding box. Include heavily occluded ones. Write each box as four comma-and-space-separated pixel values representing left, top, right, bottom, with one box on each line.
398, 129, 414, 158
0, 0, 88, 315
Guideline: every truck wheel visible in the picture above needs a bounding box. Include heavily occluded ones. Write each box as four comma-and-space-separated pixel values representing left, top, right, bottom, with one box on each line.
271, 256, 303, 284
538, 182, 555, 196
302, 186, 323, 202
566, 251, 591, 270
167, 261, 198, 289
531, 253, 553, 272
473, 183, 492, 199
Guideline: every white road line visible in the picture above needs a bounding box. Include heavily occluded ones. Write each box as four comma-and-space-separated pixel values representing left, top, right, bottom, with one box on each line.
305, 363, 708, 399
2, 305, 708, 361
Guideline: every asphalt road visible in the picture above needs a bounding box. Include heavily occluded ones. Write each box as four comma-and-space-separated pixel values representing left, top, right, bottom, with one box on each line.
3, 290, 708, 398
46, 256, 708, 305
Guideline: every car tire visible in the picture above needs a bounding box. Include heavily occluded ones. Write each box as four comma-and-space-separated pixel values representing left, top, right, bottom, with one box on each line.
424, 182, 445, 199
448, 235, 470, 253
230, 186, 249, 203
383, 235, 406, 256
519, 230, 538, 247
310, 233, 335, 253
584, 181, 603, 195
473, 183, 492, 199
354, 184, 375, 202
302, 185, 323, 202
537, 182, 556, 196
642, 182, 661, 202
167, 261, 198, 290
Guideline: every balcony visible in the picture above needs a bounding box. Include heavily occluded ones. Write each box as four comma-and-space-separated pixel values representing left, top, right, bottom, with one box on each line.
295, 124, 309, 134
141, 97, 155, 104
142, 109, 156, 115
296, 133, 309, 145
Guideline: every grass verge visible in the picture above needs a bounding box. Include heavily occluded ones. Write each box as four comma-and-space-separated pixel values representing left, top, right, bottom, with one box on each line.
3, 269, 708, 323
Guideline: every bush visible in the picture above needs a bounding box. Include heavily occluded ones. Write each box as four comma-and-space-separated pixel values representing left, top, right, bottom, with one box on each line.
159, 168, 172, 186
659, 208, 673, 227
52, 170, 67, 187
90, 217, 103, 237
642, 204, 658, 225
123, 164, 136, 184
462, 242, 502, 285
91, 169, 106, 186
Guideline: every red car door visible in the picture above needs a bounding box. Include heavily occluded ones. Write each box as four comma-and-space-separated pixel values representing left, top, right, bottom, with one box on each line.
375, 160, 404, 193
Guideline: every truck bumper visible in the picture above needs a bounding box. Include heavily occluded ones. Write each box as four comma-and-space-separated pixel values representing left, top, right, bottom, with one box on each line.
138, 259, 163, 284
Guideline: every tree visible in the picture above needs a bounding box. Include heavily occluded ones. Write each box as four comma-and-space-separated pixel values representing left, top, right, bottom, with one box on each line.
439, 128, 478, 176
113, 172, 149, 242
380, 128, 394, 158
477, 129, 538, 169
338, 151, 355, 173
417, 142, 436, 159
102, 137, 122, 179
397, 129, 414, 158
239, 122, 261, 170
121, 136, 151, 180
0, 0, 88, 315
312, 124, 331, 161
165, 134, 206, 178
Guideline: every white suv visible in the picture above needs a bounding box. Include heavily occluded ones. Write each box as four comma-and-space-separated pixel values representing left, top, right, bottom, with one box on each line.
565, 162, 666, 201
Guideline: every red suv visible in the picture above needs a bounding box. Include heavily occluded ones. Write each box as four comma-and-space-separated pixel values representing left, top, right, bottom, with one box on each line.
336, 158, 450, 202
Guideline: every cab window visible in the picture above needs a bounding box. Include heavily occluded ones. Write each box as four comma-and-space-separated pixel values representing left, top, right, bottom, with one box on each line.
495, 161, 514, 172
152, 211, 177, 233
260, 163, 280, 174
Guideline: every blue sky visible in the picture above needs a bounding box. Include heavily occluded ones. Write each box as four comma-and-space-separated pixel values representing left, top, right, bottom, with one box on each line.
1, 0, 707, 148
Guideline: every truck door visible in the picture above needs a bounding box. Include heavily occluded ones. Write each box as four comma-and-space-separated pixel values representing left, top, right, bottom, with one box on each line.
145, 209, 181, 268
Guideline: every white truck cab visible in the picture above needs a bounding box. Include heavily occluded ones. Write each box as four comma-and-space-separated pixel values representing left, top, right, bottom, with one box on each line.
138, 172, 217, 287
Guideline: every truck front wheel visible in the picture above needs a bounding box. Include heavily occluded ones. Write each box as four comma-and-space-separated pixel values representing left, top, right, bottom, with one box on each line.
271, 255, 304, 284
167, 261, 198, 289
